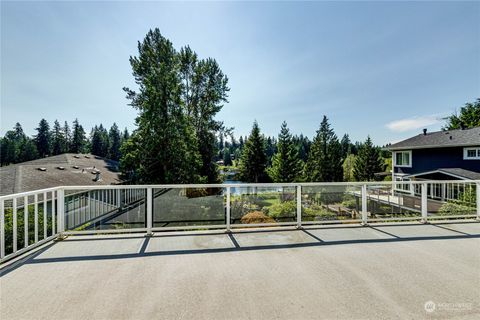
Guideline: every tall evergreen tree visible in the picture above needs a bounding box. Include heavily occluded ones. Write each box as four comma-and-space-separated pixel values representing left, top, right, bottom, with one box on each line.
353, 136, 385, 181
0, 123, 25, 165
340, 134, 352, 158
238, 121, 268, 182
223, 148, 233, 166
122, 29, 201, 183
304, 116, 343, 182
35, 119, 51, 157
63, 121, 71, 152
108, 123, 121, 161
18, 138, 39, 162
71, 118, 86, 153
51, 120, 66, 155
268, 121, 303, 182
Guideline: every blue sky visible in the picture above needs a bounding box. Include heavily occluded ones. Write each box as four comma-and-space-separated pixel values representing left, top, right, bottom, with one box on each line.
1, 1, 479, 145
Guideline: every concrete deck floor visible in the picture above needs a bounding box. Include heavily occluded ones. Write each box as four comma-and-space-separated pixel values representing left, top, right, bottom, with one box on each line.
1, 221, 479, 320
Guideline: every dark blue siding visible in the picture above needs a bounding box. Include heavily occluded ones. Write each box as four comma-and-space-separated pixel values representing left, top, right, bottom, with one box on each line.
394, 147, 480, 175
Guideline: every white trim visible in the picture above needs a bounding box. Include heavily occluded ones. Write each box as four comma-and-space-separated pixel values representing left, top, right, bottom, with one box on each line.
404, 169, 471, 181
463, 147, 480, 160
393, 150, 412, 168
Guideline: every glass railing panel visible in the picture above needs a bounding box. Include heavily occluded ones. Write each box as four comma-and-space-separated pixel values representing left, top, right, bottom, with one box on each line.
64, 188, 146, 231
230, 186, 296, 225
301, 184, 362, 222
368, 183, 421, 221
152, 187, 225, 227
428, 182, 477, 219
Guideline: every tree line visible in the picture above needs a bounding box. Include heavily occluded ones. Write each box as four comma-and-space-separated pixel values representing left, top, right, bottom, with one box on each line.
0, 119, 129, 166
236, 117, 388, 183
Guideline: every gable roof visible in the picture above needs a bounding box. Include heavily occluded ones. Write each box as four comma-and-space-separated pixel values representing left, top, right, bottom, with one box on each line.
0, 153, 123, 196
405, 168, 480, 180
388, 126, 480, 151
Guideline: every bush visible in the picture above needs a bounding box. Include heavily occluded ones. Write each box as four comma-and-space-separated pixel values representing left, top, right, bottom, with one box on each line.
240, 211, 276, 224
268, 200, 296, 218
303, 204, 337, 220
438, 202, 475, 216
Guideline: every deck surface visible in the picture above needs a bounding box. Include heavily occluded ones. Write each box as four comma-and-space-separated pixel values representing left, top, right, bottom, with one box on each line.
1, 222, 479, 319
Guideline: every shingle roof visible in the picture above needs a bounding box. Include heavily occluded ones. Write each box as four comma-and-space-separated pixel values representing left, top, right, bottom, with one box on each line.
388, 126, 480, 150
437, 168, 480, 180
0, 153, 123, 196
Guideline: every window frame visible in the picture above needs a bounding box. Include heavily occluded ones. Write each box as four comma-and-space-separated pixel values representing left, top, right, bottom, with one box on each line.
463, 147, 480, 160
394, 150, 412, 168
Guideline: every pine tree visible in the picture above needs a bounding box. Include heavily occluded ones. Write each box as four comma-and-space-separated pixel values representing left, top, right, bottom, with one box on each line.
71, 118, 86, 153
51, 120, 66, 155
304, 116, 343, 182
108, 123, 121, 161
238, 121, 268, 182
268, 121, 303, 182
353, 136, 385, 181
35, 119, 51, 157
223, 148, 233, 166
340, 134, 352, 158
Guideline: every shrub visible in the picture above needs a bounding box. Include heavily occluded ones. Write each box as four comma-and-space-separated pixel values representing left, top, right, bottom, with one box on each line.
438, 202, 475, 216
240, 211, 276, 224
303, 204, 337, 220
268, 200, 296, 218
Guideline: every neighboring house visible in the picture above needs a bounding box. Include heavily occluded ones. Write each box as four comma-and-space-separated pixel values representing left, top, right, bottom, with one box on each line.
0, 153, 123, 196
388, 126, 480, 199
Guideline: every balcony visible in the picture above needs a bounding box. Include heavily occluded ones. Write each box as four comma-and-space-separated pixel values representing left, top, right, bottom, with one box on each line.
1, 181, 479, 319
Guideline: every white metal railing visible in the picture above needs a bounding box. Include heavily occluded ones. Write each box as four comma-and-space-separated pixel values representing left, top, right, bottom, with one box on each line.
0, 180, 479, 263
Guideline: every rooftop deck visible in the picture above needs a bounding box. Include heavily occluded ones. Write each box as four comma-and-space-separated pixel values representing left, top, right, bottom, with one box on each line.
1, 221, 479, 319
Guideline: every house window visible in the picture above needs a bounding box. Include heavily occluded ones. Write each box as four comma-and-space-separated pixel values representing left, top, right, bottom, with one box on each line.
394, 151, 412, 167
464, 147, 480, 160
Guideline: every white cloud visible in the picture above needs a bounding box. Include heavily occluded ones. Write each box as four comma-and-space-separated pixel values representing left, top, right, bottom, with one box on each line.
385, 115, 442, 133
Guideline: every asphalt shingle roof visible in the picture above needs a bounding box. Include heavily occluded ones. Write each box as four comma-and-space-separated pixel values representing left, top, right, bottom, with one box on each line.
0, 153, 123, 196
388, 126, 480, 150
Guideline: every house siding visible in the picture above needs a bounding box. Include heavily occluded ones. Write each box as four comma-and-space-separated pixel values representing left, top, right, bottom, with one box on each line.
394, 147, 480, 176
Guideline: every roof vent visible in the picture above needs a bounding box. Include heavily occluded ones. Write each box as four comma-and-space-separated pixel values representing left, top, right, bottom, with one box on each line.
73, 165, 79, 169
449, 136, 453, 140
74, 155, 80, 159
423, 128, 427, 135
57, 166, 65, 170
85, 155, 90, 158
93, 172, 102, 182
37, 167, 47, 171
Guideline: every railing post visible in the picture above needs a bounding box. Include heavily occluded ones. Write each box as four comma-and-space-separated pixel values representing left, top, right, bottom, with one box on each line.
146, 187, 153, 236
57, 188, 65, 239
361, 184, 368, 225
226, 186, 231, 232
476, 182, 480, 221
296, 185, 302, 229
421, 182, 428, 223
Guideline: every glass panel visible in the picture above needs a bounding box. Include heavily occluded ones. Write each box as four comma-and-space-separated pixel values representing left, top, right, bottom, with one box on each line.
430, 182, 476, 217
153, 187, 225, 227
369, 184, 421, 220
64, 188, 146, 231
230, 186, 296, 225
467, 149, 476, 158
302, 185, 361, 222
